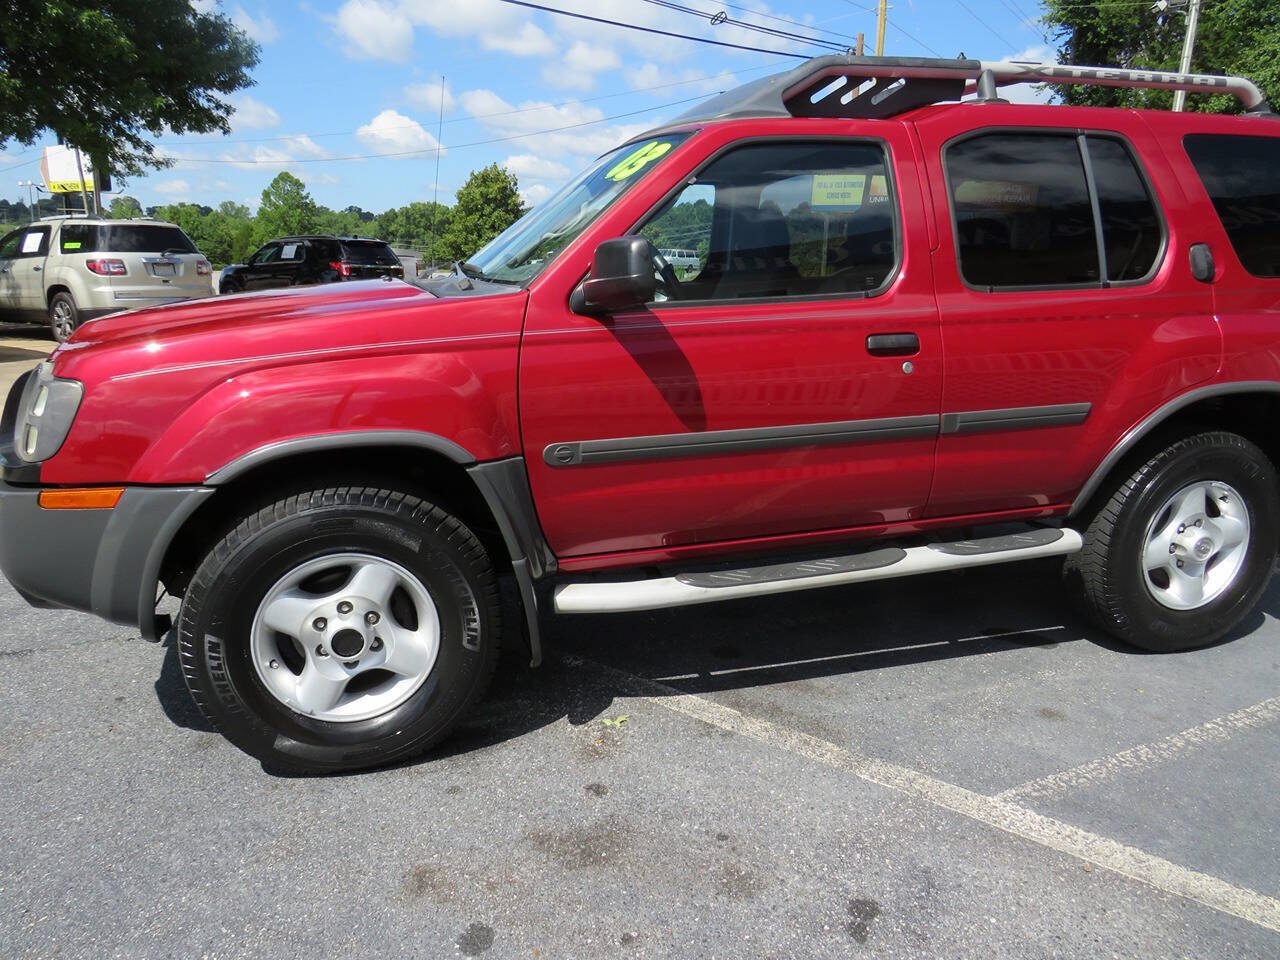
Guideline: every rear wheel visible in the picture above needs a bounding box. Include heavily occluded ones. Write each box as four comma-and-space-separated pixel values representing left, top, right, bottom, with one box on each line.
1064, 431, 1278, 651
177, 486, 502, 773
49, 291, 78, 342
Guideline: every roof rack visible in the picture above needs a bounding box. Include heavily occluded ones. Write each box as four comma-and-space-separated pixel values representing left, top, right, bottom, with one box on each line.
668, 54, 1271, 125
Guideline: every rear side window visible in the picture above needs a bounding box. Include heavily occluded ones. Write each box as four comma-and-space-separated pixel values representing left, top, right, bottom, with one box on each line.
340, 240, 398, 265
947, 134, 1099, 288
1087, 137, 1162, 282
106, 225, 197, 254
59, 224, 104, 254
946, 132, 1163, 289
1184, 134, 1280, 277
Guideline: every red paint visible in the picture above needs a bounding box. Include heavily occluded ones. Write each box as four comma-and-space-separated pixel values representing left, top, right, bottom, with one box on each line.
33, 103, 1280, 576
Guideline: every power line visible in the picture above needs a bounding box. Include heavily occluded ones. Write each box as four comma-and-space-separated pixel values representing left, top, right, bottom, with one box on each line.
837, 0, 943, 57
636, 0, 849, 53
718, 1, 866, 45
159, 62, 782, 148
492, 0, 812, 58
167, 93, 714, 166
955, 0, 1019, 49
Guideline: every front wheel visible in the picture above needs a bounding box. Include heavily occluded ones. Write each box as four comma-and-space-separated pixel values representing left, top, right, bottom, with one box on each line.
49, 291, 78, 342
177, 487, 502, 773
1064, 431, 1279, 652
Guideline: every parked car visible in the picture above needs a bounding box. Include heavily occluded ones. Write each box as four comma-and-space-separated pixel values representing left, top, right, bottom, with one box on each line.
219, 235, 403, 293
4, 56, 1280, 773
0, 216, 212, 341
658, 247, 701, 270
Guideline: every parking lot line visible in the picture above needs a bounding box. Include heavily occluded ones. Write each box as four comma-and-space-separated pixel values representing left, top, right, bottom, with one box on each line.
997, 697, 1280, 804
568, 656, 1280, 934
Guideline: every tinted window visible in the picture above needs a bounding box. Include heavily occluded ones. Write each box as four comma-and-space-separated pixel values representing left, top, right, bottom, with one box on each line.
0, 230, 22, 258
249, 244, 280, 265
1088, 137, 1162, 282
639, 141, 896, 301
340, 239, 398, 265
59, 224, 103, 254
1184, 134, 1280, 277
947, 134, 1099, 288
106, 225, 197, 254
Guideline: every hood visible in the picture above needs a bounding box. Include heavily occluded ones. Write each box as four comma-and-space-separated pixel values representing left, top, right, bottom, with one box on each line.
50, 278, 528, 384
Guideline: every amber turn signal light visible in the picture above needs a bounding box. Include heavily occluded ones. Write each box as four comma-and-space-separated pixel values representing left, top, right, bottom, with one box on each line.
37, 487, 125, 510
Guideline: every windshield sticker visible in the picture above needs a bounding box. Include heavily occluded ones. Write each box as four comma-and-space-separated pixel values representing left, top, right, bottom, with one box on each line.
605, 141, 673, 182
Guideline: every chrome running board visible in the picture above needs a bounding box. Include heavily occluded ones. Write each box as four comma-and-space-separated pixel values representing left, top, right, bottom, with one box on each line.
553, 528, 1083, 614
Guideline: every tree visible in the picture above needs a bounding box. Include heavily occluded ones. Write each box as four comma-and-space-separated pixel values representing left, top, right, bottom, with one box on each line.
107, 195, 142, 219
254, 172, 319, 244
376, 201, 451, 249
0, 2, 259, 181
439, 165, 525, 263
1042, 0, 1280, 112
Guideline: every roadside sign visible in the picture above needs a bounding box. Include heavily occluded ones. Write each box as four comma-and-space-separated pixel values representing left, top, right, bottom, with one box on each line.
40, 145, 94, 194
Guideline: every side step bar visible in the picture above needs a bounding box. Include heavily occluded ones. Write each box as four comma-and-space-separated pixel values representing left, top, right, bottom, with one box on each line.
554, 528, 1083, 614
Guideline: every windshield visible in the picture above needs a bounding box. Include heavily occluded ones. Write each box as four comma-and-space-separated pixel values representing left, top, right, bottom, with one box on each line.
462, 133, 691, 285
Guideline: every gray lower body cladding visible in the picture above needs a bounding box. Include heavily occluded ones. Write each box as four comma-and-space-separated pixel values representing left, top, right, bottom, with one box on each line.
0, 482, 211, 635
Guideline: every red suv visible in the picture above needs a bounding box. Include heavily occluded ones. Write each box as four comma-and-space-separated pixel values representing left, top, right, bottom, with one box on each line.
3, 57, 1279, 773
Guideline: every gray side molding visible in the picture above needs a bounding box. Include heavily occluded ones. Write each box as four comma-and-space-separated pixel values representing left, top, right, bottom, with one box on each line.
205, 430, 477, 484
1069, 381, 1280, 516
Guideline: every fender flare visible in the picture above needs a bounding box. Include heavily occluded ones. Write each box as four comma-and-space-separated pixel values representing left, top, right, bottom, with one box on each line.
1069, 380, 1280, 516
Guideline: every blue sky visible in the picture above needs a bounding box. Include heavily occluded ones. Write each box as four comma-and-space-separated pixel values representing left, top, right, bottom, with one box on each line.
2, 0, 1055, 214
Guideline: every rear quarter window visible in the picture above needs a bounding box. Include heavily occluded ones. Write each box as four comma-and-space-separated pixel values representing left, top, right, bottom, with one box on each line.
1184, 134, 1280, 278
106, 225, 198, 254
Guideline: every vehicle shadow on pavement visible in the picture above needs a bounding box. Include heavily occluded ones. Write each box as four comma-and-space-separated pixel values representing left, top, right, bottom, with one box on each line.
149, 558, 1278, 775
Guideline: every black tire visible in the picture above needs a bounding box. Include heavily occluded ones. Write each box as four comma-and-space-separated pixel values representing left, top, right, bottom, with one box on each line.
177, 486, 502, 773
1064, 431, 1279, 652
219, 277, 241, 295
49, 291, 78, 343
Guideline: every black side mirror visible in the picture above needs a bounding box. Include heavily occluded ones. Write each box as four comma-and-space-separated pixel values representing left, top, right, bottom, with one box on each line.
577, 236, 654, 314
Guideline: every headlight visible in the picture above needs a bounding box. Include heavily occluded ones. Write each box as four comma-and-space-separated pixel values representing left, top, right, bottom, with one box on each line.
13, 362, 83, 463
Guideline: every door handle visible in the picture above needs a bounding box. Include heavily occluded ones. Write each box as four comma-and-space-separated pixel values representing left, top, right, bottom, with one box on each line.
32, 265, 41, 272
866, 333, 919, 357
1189, 243, 1215, 284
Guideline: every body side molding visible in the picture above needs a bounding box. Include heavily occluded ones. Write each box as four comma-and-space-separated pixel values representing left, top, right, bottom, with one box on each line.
941, 402, 1091, 435
205, 430, 477, 485
1069, 381, 1280, 515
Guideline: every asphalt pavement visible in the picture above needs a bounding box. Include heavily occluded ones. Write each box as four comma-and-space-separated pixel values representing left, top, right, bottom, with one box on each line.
1, 551, 1277, 958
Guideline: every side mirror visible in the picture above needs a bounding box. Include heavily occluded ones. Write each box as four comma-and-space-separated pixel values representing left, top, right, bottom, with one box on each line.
577, 236, 654, 314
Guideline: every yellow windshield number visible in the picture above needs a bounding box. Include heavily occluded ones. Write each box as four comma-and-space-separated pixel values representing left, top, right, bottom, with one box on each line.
605, 141, 673, 182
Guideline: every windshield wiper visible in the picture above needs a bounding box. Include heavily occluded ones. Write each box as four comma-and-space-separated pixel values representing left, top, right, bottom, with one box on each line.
458, 260, 518, 285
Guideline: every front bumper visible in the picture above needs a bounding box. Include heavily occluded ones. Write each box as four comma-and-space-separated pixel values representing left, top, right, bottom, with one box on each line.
0, 478, 212, 638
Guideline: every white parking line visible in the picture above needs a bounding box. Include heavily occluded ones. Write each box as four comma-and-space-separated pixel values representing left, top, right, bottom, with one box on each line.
570, 657, 1280, 934
997, 697, 1280, 803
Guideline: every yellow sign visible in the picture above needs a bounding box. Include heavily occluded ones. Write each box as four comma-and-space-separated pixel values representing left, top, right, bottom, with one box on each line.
954, 179, 1039, 211
40, 145, 94, 194
605, 141, 673, 182
811, 173, 866, 208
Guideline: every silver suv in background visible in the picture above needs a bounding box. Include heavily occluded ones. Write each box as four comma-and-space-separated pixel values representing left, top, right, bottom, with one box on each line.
0, 217, 213, 341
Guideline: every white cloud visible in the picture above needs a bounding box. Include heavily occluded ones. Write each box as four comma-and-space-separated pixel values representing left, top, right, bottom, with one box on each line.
487, 23, 555, 57
334, 0, 413, 62
231, 5, 278, 44
459, 88, 649, 159
230, 95, 281, 130
966, 46, 1057, 104
543, 40, 621, 90
503, 154, 570, 181
153, 179, 191, 197
355, 109, 442, 154
218, 135, 330, 169
520, 183, 552, 207
190, 0, 217, 14
405, 80, 456, 115
1010, 44, 1054, 63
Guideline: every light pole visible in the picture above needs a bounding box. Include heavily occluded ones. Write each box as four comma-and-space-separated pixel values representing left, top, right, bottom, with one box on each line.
17, 179, 38, 221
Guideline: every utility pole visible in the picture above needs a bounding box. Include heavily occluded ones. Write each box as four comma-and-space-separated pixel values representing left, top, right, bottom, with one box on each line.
875, 0, 887, 56
1172, 0, 1202, 111
430, 74, 444, 270
855, 32, 864, 56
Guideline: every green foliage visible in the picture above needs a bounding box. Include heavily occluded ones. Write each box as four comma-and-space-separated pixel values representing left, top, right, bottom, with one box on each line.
254, 172, 320, 245
440, 164, 525, 263
0, 0, 259, 177
640, 197, 713, 259
107, 195, 142, 219
1042, 0, 1280, 112
375, 201, 452, 251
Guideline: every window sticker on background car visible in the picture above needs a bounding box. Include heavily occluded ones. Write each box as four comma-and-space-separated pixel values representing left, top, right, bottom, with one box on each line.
63, 241, 81, 250
811, 173, 867, 208
605, 141, 673, 182
21, 232, 42, 253
281, 243, 300, 259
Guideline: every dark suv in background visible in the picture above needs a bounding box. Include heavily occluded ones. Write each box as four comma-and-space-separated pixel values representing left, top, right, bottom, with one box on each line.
219, 235, 403, 293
